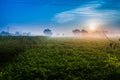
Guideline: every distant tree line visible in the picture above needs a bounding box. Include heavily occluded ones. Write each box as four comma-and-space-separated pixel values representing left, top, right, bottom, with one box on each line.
0, 31, 31, 36
0, 28, 108, 36
43, 28, 88, 36
43, 28, 110, 36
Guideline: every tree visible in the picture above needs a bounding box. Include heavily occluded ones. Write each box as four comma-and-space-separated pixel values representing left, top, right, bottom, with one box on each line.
0, 31, 10, 36
15, 32, 21, 36
80, 29, 88, 33
72, 29, 80, 35
43, 29, 53, 36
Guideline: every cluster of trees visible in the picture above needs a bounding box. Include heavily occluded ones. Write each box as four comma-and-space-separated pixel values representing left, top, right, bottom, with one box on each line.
0, 31, 10, 36
43, 28, 88, 36
43, 29, 53, 36
15, 32, 31, 36
72, 29, 88, 35
0, 31, 31, 36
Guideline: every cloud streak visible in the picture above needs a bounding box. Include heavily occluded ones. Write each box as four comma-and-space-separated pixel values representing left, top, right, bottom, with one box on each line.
53, 0, 119, 24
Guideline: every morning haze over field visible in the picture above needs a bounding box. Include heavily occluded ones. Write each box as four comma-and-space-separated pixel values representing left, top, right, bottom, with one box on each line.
0, 0, 120, 80
0, 0, 120, 36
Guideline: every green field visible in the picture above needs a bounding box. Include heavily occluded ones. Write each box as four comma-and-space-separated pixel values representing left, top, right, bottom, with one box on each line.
0, 36, 120, 80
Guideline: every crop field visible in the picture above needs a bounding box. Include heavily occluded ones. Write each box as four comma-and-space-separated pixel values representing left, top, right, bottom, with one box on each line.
0, 36, 120, 80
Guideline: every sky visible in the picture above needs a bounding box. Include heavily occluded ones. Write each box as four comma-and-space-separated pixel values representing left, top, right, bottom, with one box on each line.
0, 0, 120, 35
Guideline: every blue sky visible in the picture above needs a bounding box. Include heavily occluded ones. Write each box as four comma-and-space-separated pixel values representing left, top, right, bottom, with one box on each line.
0, 0, 120, 35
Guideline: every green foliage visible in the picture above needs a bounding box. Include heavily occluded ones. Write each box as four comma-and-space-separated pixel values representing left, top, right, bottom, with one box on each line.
0, 37, 120, 80
0, 36, 46, 65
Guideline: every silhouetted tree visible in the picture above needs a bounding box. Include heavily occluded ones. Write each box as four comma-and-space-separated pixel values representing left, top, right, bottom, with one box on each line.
81, 29, 88, 33
72, 29, 80, 35
43, 29, 53, 36
0, 31, 10, 36
15, 32, 21, 36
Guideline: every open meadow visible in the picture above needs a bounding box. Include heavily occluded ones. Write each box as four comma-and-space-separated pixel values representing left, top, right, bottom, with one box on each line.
0, 36, 120, 80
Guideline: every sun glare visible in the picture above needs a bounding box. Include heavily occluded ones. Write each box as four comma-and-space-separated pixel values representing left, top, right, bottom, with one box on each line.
89, 23, 97, 31
86, 19, 101, 32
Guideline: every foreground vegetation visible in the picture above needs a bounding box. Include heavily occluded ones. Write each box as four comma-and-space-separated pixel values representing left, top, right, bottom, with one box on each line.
0, 36, 120, 80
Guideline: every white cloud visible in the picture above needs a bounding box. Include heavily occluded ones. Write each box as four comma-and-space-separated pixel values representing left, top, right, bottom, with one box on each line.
54, 13, 75, 23
53, 0, 119, 24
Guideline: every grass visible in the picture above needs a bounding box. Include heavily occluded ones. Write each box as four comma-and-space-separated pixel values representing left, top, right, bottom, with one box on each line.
0, 36, 120, 80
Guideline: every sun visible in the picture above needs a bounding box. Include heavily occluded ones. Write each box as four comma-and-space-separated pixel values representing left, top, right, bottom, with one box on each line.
89, 23, 97, 31
86, 19, 101, 32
